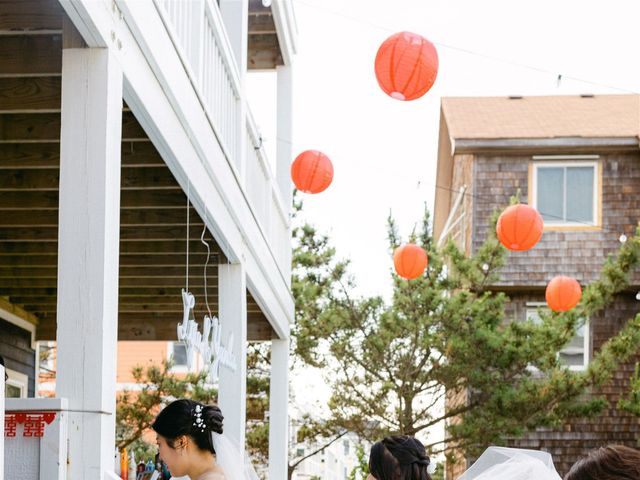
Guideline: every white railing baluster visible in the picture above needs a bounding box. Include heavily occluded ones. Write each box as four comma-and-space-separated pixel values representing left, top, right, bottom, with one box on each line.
153, 0, 289, 274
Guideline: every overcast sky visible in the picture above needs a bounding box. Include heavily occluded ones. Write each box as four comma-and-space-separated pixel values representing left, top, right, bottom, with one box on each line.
246, 0, 640, 446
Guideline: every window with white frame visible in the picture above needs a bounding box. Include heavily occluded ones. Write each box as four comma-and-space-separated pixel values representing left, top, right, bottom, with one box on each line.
531, 160, 599, 226
168, 342, 192, 372
526, 304, 590, 371
5, 369, 28, 398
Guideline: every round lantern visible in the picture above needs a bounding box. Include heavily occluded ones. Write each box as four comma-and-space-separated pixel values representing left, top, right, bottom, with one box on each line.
374, 31, 439, 101
394, 243, 428, 280
291, 150, 334, 194
496, 204, 544, 251
546, 276, 582, 312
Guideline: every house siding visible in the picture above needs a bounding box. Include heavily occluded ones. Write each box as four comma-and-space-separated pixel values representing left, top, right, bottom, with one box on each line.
0, 317, 36, 397
472, 151, 640, 287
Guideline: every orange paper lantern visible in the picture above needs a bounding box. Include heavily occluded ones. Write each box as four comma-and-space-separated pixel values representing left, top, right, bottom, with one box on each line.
374, 31, 439, 101
546, 276, 582, 312
291, 150, 334, 194
394, 243, 428, 280
496, 204, 544, 251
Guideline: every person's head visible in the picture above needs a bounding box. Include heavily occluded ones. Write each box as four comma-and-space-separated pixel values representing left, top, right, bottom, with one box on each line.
565, 445, 640, 480
151, 399, 223, 477
368, 436, 433, 480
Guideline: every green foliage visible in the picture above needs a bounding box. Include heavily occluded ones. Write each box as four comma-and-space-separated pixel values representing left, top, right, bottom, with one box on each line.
618, 362, 640, 416
293, 202, 640, 458
115, 359, 217, 451
348, 444, 369, 480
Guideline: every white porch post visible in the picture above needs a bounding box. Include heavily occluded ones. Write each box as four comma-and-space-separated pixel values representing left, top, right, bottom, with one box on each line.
218, 263, 248, 450
56, 48, 122, 479
276, 65, 294, 212
269, 338, 290, 479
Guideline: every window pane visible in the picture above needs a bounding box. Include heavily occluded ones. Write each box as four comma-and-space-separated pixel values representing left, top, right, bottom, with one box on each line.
172, 343, 188, 366
566, 166, 594, 223
537, 167, 564, 222
559, 351, 584, 367
6, 383, 22, 398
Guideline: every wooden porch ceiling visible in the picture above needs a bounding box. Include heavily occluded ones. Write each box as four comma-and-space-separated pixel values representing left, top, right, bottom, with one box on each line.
248, 0, 284, 69
0, 0, 274, 342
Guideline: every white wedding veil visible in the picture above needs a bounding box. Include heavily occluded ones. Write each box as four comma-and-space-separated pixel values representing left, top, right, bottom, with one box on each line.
457, 446, 562, 480
212, 432, 260, 480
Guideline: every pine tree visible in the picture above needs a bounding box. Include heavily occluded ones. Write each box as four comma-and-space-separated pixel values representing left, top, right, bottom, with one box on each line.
293, 206, 640, 461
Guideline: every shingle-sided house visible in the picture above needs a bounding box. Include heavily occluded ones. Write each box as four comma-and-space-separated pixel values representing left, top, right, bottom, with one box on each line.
434, 94, 640, 477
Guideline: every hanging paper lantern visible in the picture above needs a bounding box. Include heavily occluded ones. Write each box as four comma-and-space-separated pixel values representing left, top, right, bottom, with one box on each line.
546, 276, 582, 312
496, 204, 544, 251
291, 150, 334, 194
394, 243, 428, 280
374, 31, 439, 101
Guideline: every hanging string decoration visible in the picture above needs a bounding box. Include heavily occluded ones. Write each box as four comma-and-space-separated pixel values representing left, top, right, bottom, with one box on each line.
394, 243, 429, 280
496, 204, 544, 251
546, 275, 582, 312
291, 150, 334, 194
374, 31, 439, 101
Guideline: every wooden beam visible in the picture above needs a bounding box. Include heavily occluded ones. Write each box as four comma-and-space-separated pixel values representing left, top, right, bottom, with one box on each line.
36, 312, 271, 341
248, 14, 276, 35
0, 295, 39, 326
0, 277, 222, 288
0, 77, 61, 112
0, 112, 146, 142
0, 208, 199, 227
0, 0, 64, 32
0, 142, 165, 169
62, 15, 85, 49
0, 35, 62, 76
0, 224, 220, 242
0, 189, 188, 210
0, 253, 214, 267
0, 166, 181, 191
0, 239, 223, 256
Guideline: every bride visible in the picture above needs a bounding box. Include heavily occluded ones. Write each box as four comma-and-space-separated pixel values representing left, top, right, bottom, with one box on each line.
457, 446, 562, 480
152, 399, 258, 480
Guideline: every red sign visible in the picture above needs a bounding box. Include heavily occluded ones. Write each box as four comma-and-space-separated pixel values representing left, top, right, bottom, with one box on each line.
4, 412, 57, 438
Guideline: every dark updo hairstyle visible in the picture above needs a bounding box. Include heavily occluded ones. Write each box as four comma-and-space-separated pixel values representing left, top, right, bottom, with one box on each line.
369, 436, 432, 480
564, 445, 640, 480
152, 399, 223, 454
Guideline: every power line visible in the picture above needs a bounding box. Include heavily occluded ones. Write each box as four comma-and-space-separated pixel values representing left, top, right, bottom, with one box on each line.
294, 0, 639, 95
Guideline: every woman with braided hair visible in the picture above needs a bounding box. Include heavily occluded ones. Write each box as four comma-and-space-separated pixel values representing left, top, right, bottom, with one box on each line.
368, 436, 436, 480
152, 399, 258, 480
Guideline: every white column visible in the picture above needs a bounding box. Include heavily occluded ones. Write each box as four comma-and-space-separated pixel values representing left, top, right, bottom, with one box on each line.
56, 48, 122, 479
268, 338, 290, 480
218, 263, 248, 449
276, 65, 293, 211
0, 365, 4, 479
219, 0, 248, 180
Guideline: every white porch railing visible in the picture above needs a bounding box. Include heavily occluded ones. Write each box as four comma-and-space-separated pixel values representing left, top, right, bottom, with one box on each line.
155, 0, 242, 172
154, 0, 291, 277
246, 111, 292, 277
4, 398, 69, 480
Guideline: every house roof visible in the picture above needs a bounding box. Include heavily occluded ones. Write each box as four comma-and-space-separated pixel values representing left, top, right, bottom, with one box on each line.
433, 94, 640, 241
441, 94, 640, 140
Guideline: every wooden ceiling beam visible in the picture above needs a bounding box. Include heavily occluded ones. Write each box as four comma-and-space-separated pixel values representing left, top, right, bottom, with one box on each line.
36, 312, 273, 341
0, 224, 220, 242
0, 166, 181, 191
0, 76, 61, 112
0, 35, 61, 76
0, 239, 222, 255
0, 142, 163, 169
0, 0, 64, 32
0, 112, 147, 142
